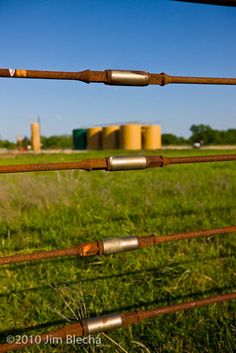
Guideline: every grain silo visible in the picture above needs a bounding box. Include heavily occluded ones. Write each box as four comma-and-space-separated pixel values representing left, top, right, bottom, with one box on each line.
31, 122, 41, 152
142, 125, 161, 150
73, 129, 87, 150
102, 125, 120, 149
120, 124, 142, 150
87, 127, 102, 150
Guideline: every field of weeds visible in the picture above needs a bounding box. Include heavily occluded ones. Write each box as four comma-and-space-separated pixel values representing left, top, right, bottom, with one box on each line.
0, 149, 235, 352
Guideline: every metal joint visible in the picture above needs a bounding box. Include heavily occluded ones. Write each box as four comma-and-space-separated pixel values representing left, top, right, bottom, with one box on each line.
105, 70, 150, 86
102, 236, 139, 255
83, 313, 122, 334
107, 156, 147, 171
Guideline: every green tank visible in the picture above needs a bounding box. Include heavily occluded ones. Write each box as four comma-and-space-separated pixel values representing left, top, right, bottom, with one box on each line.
72, 129, 87, 150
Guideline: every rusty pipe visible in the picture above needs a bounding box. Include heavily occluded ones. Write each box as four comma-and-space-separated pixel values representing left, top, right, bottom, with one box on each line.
0, 154, 236, 174
1, 68, 236, 86
0, 226, 235, 266
0, 158, 107, 174
0, 292, 235, 352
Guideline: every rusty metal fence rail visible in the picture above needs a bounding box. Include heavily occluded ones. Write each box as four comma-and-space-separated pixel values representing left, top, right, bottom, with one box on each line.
0, 153, 236, 174
0, 292, 235, 353
0, 225, 235, 266
1, 67, 236, 86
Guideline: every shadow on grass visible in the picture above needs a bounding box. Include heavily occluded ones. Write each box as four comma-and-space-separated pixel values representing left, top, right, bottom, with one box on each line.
1, 205, 235, 245
0, 253, 235, 300
109, 205, 236, 224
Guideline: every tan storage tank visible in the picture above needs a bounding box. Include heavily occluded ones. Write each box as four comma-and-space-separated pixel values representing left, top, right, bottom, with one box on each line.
120, 124, 142, 150
31, 122, 41, 152
102, 125, 120, 149
87, 127, 102, 150
142, 125, 161, 150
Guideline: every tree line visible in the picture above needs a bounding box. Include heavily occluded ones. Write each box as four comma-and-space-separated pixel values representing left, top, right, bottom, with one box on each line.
0, 125, 235, 149
163, 125, 236, 145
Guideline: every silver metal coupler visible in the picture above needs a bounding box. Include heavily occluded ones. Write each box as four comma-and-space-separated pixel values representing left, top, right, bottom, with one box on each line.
83, 313, 123, 334
101, 236, 139, 255
107, 156, 147, 171
105, 70, 150, 86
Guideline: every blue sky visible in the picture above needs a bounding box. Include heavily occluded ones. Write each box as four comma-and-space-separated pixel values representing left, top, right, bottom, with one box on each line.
0, 0, 235, 141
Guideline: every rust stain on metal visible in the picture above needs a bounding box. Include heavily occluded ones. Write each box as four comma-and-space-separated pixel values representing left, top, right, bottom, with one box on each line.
0, 158, 107, 174
0, 247, 80, 265
138, 226, 236, 248
122, 292, 236, 325
16, 69, 27, 77
78, 242, 100, 257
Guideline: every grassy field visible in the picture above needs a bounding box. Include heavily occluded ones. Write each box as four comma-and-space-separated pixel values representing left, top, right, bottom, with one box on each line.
0, 149, 235, 353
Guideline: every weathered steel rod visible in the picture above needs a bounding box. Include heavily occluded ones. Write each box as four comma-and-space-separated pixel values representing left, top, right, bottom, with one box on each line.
1, 68, 236, 86
0, 292, 235, 352
0, 154, 236, 174
0, 159, 106, 174
0, 226, 235, 265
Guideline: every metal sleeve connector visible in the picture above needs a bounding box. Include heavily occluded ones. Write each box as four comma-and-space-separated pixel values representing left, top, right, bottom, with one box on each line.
105, 70, 150, 86
107, 156, 147, 171
101, 236, 139, 255
83, 313, 123, 334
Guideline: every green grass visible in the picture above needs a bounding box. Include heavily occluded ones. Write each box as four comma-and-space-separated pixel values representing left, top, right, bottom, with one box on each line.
0, 149, 235, 352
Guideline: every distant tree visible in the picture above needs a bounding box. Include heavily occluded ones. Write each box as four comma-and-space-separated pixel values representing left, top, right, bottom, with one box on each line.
221, 129, 236, 144
21, 136, 31, 149
41, 135, 73, 149
189, 125, 236, 145
190, 124, 215, 145
162, 133, 189, 145
0, 139, 16, 149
